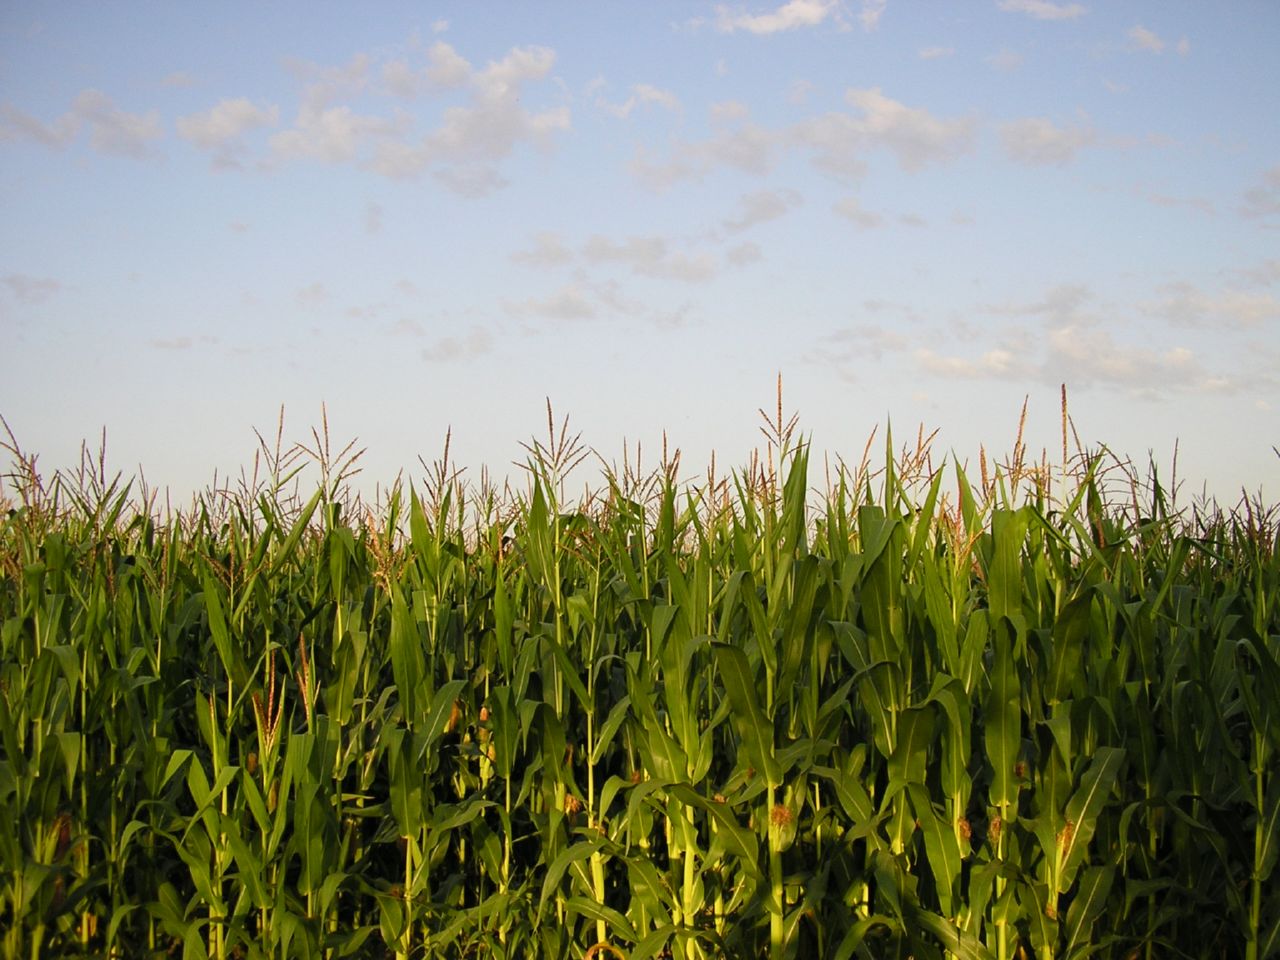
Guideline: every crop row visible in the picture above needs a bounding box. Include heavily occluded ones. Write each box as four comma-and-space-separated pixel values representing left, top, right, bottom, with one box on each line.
1, 414, 1277, 959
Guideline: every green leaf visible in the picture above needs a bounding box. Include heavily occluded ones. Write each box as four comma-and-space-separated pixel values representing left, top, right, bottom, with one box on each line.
1064, 865, 1114, 956
909, 784, 964, 919
1059, 747, 1125, 891
713, 642, 781, 788
1046, 592, 1092, 705
985, 625, 1021, 815
669, 784, 764, 882
988, 508, 1029, 623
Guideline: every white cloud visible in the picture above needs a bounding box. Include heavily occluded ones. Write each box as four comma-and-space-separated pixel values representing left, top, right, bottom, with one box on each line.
161, 72, 196, 88
727, 241, 763, 265
266, 42, 570, 195
986, 49, 1025, 72
5, 273, 62, 303
788, 80, 814, 105
1176, 37, 1190, 56
511, 232, 574, 267
722, 188, 802, 231
634, 86, 972, 189
919, 282, 1252, 395
505, 284, 599, 321
177, 98, 279, 168
150, 336, 194, 350
1147, 283, 1280, 329
917, 330, 1205, 393
432, 19, 449, 34
1241, 165, 1280, 221
630, 122, 778, 189
364, 200, 383, 234
997, 0, 1087, 21
859, 0, 887, 31
832, 197, 884, 228
426, 42, 474, 89
1143, 190, 1214, 216
714, 0, 838, 34
918, 46, 955, 60
820, 323, 911, 361
388, 318, 425, 337
74, 89, 162, 155
285, 53, 371, 110
599, 83, 680, 119
582, 235, 717, 282
297, 282, 329, 305
0, 102, 79, 147
422, 326, 492, 362
918, 346, 1018, 378
711, 100, 751, 122
1043, 326, 1199, 388
795, 87, 976, 179
420, 47, 569, 166
1000, 116, 1096, 165
1128, 25, 1165, 53
985, 283, 1092, 320
1, 89, 162, 157
1237, 259, 1280, 287
271, 104, 402, 163
431, 164, 510, 197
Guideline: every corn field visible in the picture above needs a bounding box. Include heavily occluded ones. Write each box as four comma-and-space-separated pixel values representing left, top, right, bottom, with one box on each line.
1, 399, 1278, 960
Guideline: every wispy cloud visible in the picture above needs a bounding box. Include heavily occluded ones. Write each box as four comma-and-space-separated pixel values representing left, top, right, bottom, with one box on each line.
711, 100, 751, 122
505, 284, 599, 321
510, 232, 574, 268
1000, 116, 1096, 165
713, 0, 839, 35
177, 98, 279, 168
1146, 283, 1280, 329
422, 326, 492, 362
4, 273, 62, 303
859, 1, 887, 31
787, 80, 814, 105
251, 43, 572, 196
832, 197, 884, 228
74, 90, 163, 156
0, 102, 79, 147
722, 188, 802, 231
582, 235, 717, 283
631, 122, 778, 188
1240, 164, 1280, 222
918, 46, 954, 60
296, 282, 329, 306
364, 201, 383, 234
795, 87, 976, 178
985, 49, 1025, 72
1, 89, 162, 156
996, 0, 1086, 21
913, 282, 1255, 396
630, 86, 974, 190
598, 84, 680, 119
1127, 25, 1164, 53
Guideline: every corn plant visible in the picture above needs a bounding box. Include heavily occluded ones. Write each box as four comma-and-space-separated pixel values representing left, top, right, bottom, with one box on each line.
1, 400, 1277, 959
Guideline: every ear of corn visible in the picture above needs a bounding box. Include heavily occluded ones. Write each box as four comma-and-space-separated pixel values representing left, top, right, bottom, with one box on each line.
0, 402, 1277, 959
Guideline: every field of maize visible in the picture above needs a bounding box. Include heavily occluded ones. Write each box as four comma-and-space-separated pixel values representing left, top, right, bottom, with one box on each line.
1, 398, 1278, 960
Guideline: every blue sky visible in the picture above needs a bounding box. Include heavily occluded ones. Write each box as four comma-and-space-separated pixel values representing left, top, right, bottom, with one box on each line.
2, 1, 1277, 505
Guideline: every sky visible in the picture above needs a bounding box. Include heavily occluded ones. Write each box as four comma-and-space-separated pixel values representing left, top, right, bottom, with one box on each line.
2, 1, 1278, 507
